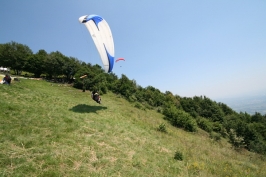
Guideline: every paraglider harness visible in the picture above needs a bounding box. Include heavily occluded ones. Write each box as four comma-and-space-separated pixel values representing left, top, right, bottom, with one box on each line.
91, 91, 101, 104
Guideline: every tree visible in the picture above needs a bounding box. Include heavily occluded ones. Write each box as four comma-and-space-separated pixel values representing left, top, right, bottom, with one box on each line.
62, 57, 81, 82
0, 44, 5, 66
218, 102, 235, 115
0, 41, 33, 75
73, 63, 107, 92
140, 86, 165, 107
164, 91, 180, 108
44, 51, 66, 79
113, 74, 137, 98
106, 72, 118, 90
24, 49, 48, 77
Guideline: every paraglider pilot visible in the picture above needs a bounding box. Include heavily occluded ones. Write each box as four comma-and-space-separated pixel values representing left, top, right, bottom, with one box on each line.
91, 90, 101, 104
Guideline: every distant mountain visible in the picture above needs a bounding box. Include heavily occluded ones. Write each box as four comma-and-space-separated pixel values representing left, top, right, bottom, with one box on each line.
217, 95, 266, 115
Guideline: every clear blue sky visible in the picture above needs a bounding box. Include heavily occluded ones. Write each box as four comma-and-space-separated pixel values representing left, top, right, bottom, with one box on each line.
1, 0, 266, 101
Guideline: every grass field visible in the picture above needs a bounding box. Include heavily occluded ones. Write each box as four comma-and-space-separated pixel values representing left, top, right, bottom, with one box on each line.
0, 79, 265, 176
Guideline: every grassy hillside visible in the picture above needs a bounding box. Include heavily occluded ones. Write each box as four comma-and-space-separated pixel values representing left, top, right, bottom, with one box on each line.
0, 79, 265, 177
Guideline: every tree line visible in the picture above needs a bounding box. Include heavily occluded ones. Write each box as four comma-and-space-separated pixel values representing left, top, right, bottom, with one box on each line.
1, 41, 265, 155
0, 41, 82, 80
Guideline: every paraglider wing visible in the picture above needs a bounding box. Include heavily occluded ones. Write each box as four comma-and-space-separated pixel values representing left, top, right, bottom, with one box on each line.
79, 15, 114, 73
115, 58, 125, 68
115, 58, 125, 62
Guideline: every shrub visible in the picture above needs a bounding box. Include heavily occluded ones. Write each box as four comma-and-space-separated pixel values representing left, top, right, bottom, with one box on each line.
249, 139, 266, 155
143, 102, 153, 110
157, 123, 167, 133
164, 107, 197, 132
128, 95, 137, 102
212, 122, 223, 132
174, 150, 183, 161
228, 129, 246, 149
197, 117, 212, 132
134, 102, 143, 110
184, 118, 197, 132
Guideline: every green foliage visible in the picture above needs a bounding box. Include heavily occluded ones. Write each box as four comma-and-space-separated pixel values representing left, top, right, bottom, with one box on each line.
218, 102, 236, 115
45, 51, 67, 79
180, 96, 224, 122
134, 102, 144, 110
251, 112, 266, 123
0, 42, 82, 83
163, 106, 197, 132
73, 63, 110, 93
249, 139, 266, 155
214, 123, 228, 138
128, 94, 137, 102
222, 113, 266, 154
174, 150, 183, 161
112, 74, 137, 98
164, 91, 181, 108
2, 40, 266, 155
0, 41, 33, 75
157, 123, 167, 133
142, 86, 165, 107
24, 49, 47, 78
228, 129, 246, 150
244, 124, 266, 154
143, 102, 153, 110
196, 117, 213, 132
212, 121, 223, 132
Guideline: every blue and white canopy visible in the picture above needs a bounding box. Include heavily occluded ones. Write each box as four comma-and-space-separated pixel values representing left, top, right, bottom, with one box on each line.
79, 14, 114, 73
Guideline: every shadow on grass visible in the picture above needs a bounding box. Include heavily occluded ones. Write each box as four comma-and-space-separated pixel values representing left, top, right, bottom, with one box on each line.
69, 104, 107, 113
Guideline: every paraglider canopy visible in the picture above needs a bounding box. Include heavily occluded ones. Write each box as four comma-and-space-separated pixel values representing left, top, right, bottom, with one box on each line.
115, 58, 125, 67
79, 14, 115, 73
115, 58, 125, 62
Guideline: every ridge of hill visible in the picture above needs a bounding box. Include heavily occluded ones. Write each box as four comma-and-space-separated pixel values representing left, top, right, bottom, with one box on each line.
0, 79, 265, 176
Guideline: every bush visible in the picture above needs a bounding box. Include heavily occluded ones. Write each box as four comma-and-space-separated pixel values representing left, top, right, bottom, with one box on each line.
128, 95, 137, 102
249, 139, 266, 155
163, 107, 197, 132
143, 102, 153, 110
134, 102, 144, 110
183, 118, 197, 132
157, 123, 167, 133
228, 129, 246, 149
174, 150, 183, 161
197, 117, 213, 132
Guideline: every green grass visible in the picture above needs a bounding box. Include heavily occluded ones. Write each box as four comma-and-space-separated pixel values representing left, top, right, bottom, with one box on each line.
0, 79, 265, 176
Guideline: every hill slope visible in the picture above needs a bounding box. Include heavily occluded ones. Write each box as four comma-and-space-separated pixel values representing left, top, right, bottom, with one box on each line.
0, 79, 265, 177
